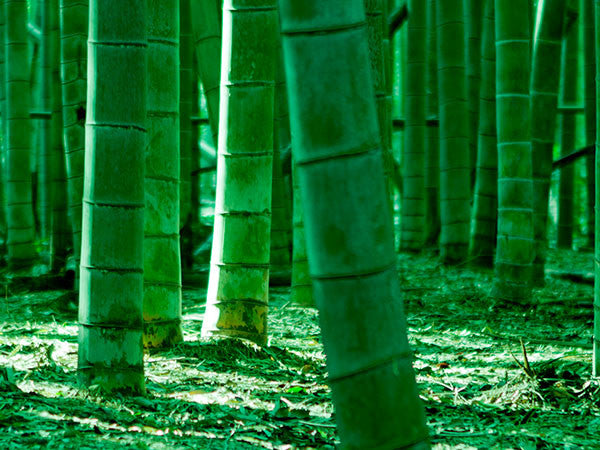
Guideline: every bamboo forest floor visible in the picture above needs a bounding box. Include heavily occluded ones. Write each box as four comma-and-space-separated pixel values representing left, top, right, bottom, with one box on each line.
0, 248, 599, 449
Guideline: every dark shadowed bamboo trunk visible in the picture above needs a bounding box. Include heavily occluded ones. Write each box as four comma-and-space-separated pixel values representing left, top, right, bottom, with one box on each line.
425, 0, 440, 245
529, 0, 566, 285
201, 0, 277, 345
280, 1, 429, 447
465, 0, 483, 188
584, 0, 595, 247
180, 0, 193, 269
492, 0, 534, 302
557, 8, 578, 249
469, 0, 497, 266
78, 0, 147, 393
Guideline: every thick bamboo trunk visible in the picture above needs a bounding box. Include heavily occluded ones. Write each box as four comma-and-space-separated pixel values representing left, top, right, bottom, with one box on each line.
400, 0, 426, 250
469, 0, 497, 266
5, 0, 37, 268
202, 0, 277, 345
492, 0, 534, 302
280, 1, 429, 447
78, 0, 147, 393
593, 0, 600, 376
437, 0, 471, 263
143, 0, 183, 349
530, 0, 566, 285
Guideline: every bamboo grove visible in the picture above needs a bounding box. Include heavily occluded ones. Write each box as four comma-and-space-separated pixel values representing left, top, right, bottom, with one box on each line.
0, 0, 600, 447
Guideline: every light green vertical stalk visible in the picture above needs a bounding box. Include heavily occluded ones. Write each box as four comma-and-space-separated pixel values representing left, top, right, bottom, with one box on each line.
0, 1, 5, 254
59, 0, 88, 278
465, 0, 483, 188
469, 0, 497, 266
492, 0, 534, 302
179, 0, 193, 269
437, 0, 470, 263
5, 0, 37, 268
190, 0, 221, 147
401, 0, 426, 251
593, 0, 600, 377
584, 0, 595, 247
202, 0, 277, 345
144, 0, 182, 349
557, 7, 578, 249
425, 0, 440, 245
49, 0, 69, 272
78, 0, 146, 393
530, 0, 566, 285
270, 44, 291, 281
280, 2, 429, 447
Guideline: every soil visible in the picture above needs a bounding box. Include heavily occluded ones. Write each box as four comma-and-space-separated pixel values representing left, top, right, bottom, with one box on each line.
0, 248, 598, 449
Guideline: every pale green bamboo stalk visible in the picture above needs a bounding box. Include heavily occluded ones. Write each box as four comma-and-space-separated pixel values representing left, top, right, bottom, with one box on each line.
5, 0, 37, 268
401, 0, 426, 250
202, 0, 277, 345
469, 0, 497, 266
492, 0, 534, 301
0, 1, 6, 255
143, 0, 183, 349
78, 0, 147, 392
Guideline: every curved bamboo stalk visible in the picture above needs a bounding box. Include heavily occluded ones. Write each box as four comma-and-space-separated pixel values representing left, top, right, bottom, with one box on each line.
59, 0, 88, 279
280, 1, 429, 447
78, 0, 147, 393
492, 0, 534, 302
400, 0, 426, 250
529, 0, 566, 285
5, 0, 37, 268
469, 0, 497, 266
557, 8, 578, 249
143, 0, 183, 349
202, 0, 277, 345
437, 0, 470, 263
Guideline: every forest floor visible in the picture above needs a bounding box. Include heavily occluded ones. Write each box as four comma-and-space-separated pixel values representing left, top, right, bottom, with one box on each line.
0, 248, 598, 449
